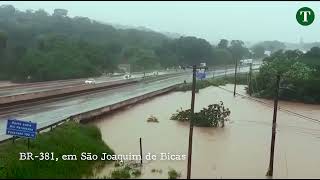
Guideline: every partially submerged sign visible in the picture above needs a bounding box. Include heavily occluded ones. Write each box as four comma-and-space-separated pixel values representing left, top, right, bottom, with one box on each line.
6, 119, 37, 139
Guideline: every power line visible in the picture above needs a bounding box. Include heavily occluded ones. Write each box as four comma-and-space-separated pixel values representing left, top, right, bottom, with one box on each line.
217, 86, 320, 125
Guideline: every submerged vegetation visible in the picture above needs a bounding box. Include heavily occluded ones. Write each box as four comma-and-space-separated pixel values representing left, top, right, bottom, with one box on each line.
107, 161, 142, 179
151, 168, 163, 174
168, 168, 181, 179
147, 115, 159, 123
170, 101, 231, 127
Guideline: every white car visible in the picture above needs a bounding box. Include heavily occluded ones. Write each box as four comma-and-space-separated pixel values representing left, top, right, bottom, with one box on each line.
85, 78, 96, 84
123, 74, 132, 79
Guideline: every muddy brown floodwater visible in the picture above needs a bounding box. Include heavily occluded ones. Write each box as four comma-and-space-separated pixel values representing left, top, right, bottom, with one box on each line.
91, 84, 320, 179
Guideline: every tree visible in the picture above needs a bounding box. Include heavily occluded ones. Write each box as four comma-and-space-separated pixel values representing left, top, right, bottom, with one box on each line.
0, 5, 15, 17
53, 9, 68, 17
217, 39, 228, 49
0, 5, 255, 82
229, 40, 251, 61
300, 46, 320, 70
254, 48, 320, 103
252, 40, 286, 53
174, 36, 213, 66
212, 48, 233, 65
0, 31, 7, 49
34, 9, 49, 17
251, 45, 265, 58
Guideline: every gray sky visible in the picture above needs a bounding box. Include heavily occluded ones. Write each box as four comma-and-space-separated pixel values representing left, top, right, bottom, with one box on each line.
1, 1, 320, 44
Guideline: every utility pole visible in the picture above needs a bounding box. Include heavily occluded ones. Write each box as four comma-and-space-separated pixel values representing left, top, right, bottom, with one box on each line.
225, 64, 227, 78
266, 74, 281, 177
212, 66, 215, 78
139, 137, 143, 165
248, 63, 253, 96
187, 65, 197, 179
233, 58, 238, 96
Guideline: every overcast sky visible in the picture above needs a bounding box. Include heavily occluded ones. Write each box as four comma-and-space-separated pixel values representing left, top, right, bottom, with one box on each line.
1, 1, 319, 44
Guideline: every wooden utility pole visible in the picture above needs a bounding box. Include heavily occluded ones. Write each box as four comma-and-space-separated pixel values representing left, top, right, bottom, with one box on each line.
224, 65, 227, 78
248, 63, 253, 96
139, 137, 143, 165
187, 65, 197, 179
266, 74, 281, 177
233, 58, 238, 96
212, 66, 215, 78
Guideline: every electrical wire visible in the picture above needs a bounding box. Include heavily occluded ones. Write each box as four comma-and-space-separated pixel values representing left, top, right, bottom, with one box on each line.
217, 86, 320, 125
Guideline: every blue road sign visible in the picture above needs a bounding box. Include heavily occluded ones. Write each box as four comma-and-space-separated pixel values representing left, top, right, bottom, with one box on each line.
196, 71, 206, 80
6, 119, 37, 139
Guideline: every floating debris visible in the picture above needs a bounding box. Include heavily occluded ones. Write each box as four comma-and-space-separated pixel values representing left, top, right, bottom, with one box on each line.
147, 115, 159, 123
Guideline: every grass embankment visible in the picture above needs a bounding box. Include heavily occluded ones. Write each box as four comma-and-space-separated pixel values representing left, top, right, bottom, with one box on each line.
175, 73, 249, 92
0, 121, 114, 179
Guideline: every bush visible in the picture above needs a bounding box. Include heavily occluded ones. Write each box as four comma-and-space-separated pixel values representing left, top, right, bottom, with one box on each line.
147, 115, 159, 123
110, 168, 131, 179
131, 169, 142, 177
109, 161, 142, 179
168, 169, 181, 179
151, 168, 163, 174
170, 101, 231, 127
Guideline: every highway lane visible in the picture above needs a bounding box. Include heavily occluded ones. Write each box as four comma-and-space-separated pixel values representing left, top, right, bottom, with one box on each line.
0, 64, 259, 141
0, 71, 170, 97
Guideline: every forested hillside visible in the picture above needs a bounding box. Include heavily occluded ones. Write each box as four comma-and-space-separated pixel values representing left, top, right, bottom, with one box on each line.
0, 5, 251, 82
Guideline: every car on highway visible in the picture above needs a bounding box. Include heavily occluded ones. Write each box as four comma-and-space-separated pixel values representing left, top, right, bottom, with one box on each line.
123, 74, 132, 79
84, 78, 96, 84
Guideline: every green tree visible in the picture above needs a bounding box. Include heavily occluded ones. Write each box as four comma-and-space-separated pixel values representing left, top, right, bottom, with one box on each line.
53, 9, 68, 17
229, 40, 251, 62
251, 45, 265, 58
212, 48, 233, 65
254, 48, 320, 103
217, 39, 228, 49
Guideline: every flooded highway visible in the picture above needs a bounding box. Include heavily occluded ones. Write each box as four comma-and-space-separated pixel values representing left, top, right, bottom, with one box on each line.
92, 84, 320, 179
